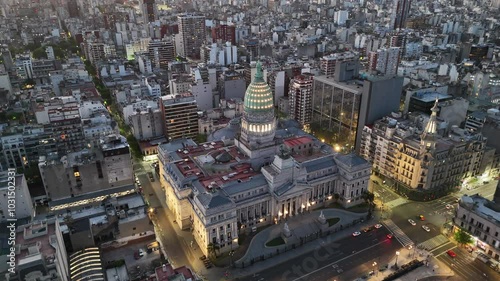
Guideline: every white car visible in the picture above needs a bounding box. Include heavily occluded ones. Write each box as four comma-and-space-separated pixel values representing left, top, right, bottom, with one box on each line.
374, 224, 382, 229
422, 225, 431, 232
408, 219, 416, 226
352, 231, 361, 237
445, 204, 452, 209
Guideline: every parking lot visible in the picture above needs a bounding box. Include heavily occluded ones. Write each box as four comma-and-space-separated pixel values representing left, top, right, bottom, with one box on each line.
101, 238, 162, 277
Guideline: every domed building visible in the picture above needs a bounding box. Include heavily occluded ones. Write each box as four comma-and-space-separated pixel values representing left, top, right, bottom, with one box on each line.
236, 61, 278, 168
240, 61, 276, 147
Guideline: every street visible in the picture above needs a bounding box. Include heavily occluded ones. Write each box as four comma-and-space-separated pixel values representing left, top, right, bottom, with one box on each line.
133, 159, 225, 280
374, 178, 499, 281
435, 246, 492, 281
239, 227, 400, 281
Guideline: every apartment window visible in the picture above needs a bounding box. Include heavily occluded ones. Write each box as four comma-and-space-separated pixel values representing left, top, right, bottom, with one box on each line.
227, 224, 231, 229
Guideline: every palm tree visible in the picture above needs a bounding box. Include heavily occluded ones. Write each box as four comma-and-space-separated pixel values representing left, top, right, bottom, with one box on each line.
207, 243, 220, 258
362, 191, 376, 213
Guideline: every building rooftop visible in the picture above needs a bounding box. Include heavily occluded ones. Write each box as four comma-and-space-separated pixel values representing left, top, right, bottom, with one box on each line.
411, 91, 452, 103
168, 140, 258, 191
155, 264, 194, 281
15, 220, 57, 267
460, 194, 500, 226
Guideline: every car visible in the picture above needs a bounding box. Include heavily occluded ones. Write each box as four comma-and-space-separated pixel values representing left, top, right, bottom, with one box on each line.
445, 204, 452, 209
419, 215, 425, 221
352, 231, 361, 237
408, 219, 416, 226
422, 225, 431, 232
363, 226, 374, 233
374, 224, 382, 229
386, 234, 393, 239
447, 250, 457, 258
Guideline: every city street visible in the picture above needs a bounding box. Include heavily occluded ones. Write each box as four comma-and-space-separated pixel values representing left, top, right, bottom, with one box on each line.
435, 246, 492, 281
133, 160, 225, 280
239, 226, 400, 281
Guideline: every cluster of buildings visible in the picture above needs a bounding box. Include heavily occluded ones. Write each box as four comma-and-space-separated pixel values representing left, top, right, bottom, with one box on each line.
0, 0, 500, 278
158, 63, 372, 256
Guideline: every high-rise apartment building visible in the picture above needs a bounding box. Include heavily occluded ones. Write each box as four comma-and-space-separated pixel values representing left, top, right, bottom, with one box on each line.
319, 52, 358, 78
160, 93, 199, 141
148, 38, 175, 69
289, 74, 314, 129
142, 0, 156, 23
0, 173, 33, 222
368, 47, 400, 76
178, 14, 206, 60
212, 23, 236, 45
67, 0, 79, 18
392, 0, 411, 30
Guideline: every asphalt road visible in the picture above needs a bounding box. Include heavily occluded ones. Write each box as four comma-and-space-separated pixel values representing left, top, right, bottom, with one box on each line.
239, 227, 400, 281
371, 180, 400, 204
435, 246, 492, 281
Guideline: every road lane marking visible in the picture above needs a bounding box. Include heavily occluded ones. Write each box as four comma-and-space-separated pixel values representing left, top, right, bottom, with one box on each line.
434, 245, 456, 257
291, 240, 388, 281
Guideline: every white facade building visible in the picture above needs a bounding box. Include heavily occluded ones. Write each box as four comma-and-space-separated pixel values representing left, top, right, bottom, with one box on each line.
0, 173, 33, 222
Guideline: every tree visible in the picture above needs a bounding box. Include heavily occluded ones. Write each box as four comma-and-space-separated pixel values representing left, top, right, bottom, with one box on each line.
454, 228, 474, 247
32, 47, 47, 59
207, 243, 220, 257
333, 193, 340, 203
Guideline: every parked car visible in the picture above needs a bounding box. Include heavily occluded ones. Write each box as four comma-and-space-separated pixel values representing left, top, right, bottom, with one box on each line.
422, 225, 431, 232
408, 219, 416, 226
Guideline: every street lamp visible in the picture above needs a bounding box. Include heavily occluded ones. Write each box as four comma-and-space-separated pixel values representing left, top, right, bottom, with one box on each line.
395, 251, 400, 268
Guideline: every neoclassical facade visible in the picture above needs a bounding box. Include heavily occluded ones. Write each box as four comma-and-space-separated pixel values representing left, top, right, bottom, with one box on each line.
360, 101, 494, 190
158, 63, 371, 256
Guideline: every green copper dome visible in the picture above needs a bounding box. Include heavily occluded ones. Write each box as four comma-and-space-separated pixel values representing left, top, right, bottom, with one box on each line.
244, 62, 274, 112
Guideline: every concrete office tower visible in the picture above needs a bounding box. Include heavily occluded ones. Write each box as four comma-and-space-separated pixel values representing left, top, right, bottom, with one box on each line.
313, 61, 403, 152
392, 0, 411, 30
148, 38, 175, 69
178, 14, 206, 60
142, 0, 157, 23
39, 134, 134, 211
160, 93, 199, 141
289, 73, 314, 129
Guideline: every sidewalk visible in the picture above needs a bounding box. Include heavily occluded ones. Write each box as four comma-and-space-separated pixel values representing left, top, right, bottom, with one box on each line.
356, 247, 454, 281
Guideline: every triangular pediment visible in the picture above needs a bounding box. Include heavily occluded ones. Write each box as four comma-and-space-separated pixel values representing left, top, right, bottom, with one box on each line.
273, 181, 312, 198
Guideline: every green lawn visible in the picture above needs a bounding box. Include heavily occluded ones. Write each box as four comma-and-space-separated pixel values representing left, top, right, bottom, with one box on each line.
265, 237, 285, 247
327, 217, 340, 227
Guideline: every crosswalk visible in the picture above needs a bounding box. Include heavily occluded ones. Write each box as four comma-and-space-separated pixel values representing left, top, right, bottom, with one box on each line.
418, 234, 450, 251
382, 219, 413, 247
